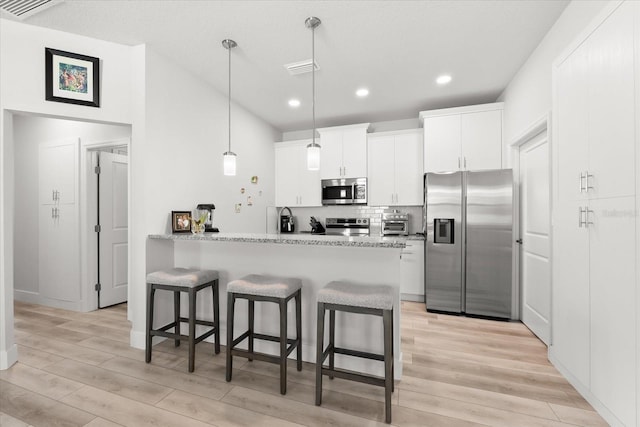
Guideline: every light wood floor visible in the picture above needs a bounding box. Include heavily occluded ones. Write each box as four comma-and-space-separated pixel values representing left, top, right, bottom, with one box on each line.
1, 301, 608, 427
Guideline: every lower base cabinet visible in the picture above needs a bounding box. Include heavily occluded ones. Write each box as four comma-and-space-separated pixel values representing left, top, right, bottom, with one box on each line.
400, 241, 424, 302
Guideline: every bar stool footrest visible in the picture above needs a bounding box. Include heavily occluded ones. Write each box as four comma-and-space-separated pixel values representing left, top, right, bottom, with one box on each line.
334, 346, 385, 362
232, 330, 299, 357
321, 366, 386, 387
231, 348, 297, 364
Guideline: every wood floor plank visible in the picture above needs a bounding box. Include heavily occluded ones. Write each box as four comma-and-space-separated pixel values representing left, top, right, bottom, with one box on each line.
156, 389, 303, 427
56, 321, 130, 344
0, 411, 33, 427
397, 374, 559, 420
549, 404, 610, 427
15, 332, 115, 366
222, 385, 389, 427
0, 381, 96, 427
0, 363, 84, 400
391, 405, 487, 427
77, 336, 185, 369
14, 319, 95, 343
43, 359, 173, 405
59, 385, 211, 427
399, 388, 579, 427
15, 345, 65, 369
83, 417, 124, 427
99, 356, 232, 401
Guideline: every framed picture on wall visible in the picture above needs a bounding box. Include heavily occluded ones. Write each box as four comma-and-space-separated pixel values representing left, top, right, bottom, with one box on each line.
45, 47, 100, 107
171, 211, 192, 233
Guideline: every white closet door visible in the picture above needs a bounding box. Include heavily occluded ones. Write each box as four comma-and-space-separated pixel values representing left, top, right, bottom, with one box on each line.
589, 197, 636, 427
587, 3, 635, 200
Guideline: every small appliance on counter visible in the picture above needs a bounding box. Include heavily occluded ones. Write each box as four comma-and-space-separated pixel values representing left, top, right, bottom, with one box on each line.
325, 217, 370, 236
321, 177, 367, 205
279, 206, 295, 233
381, 210, 409, 236
309, 216, 325, 234
196, 204, 219, 232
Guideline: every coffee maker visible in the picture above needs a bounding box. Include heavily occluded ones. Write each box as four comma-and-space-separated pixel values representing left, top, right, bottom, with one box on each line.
196, 204, 219, 232
279, 207, 295, 233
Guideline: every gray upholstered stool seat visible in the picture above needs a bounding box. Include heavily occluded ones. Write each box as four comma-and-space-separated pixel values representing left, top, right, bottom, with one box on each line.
146, 268, 220, 373
315, 281, 395, 424
317, 281, 393, 310
226, 274, 302, 395
227, 274, 301, 298
146, 268, 219, 288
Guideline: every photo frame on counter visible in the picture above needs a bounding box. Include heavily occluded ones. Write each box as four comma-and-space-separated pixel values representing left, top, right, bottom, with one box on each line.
45, 47, 100, 107
171, 211, 192, 233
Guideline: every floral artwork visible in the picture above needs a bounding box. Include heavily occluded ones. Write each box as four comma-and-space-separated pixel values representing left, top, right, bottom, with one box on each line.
58, 63, 88, 93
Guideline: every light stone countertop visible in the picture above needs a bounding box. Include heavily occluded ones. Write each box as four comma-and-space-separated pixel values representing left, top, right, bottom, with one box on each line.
148, 232, 422, 248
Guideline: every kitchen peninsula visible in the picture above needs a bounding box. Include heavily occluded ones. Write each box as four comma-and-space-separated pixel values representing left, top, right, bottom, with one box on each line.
147, 233, 408, 377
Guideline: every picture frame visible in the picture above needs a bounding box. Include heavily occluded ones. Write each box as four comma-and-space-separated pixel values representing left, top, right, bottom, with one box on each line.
45, 47, 100, 107
171, 211, 192, 233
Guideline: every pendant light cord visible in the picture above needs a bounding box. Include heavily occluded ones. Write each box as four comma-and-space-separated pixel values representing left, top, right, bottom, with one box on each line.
228, 43, 231, 153
312, 24, 316, 145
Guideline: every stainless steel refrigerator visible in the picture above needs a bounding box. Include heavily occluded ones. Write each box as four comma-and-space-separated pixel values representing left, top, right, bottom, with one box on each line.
424, 169, 513, 319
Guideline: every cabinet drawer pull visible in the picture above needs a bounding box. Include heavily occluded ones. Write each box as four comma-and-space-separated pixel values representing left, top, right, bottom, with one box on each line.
578, 207, 585, 228
458, 157, 461, 169
464, 157, 467, 168
579, 172, 585, 193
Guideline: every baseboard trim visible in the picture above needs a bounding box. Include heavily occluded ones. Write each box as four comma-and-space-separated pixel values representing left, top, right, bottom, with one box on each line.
14, 290, 83, 312
0, 343, 18, 370
549, 348, 625, 427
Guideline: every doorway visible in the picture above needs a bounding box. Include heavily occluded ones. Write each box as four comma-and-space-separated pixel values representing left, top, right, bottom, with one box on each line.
87, 144, 129, 308
516, 120, 551, 345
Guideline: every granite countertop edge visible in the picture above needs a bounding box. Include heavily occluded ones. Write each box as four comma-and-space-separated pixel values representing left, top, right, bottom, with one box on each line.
148, 233, 411, 248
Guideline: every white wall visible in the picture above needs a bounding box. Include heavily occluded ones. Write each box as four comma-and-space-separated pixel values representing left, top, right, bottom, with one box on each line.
128, 47, 279, 348
12, 115, 131, 300
0, 18, 135, 369
498, 0, 608, 154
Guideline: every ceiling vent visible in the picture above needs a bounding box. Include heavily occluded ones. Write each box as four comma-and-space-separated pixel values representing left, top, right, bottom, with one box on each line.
0, 0, 61, 19
284, 59, 320, 76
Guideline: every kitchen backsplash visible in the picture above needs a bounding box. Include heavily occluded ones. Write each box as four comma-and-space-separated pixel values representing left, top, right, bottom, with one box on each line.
271, 205, 423, 235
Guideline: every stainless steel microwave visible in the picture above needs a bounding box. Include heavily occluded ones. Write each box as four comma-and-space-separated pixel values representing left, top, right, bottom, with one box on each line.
321, 177, 367, 205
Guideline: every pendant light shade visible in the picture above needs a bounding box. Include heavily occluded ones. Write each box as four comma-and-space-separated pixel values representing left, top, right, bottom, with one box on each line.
222, 38, 237, 176
305, 16, 321, 171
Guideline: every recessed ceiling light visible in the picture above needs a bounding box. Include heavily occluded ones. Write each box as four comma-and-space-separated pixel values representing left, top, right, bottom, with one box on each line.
356, 88, 369, 97
288, 99, 301, 108
436, 75, 452, 85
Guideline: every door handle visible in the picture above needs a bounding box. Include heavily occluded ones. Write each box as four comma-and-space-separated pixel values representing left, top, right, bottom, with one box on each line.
586, 172, 594, 192
516, 239, 523, 244
458, 157, 461, 169
585, 208, 594, 226
579, 172, 585, 193
578, 207, 585, 228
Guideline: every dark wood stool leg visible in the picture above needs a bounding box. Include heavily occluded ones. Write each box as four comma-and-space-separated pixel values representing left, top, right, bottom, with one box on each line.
213, 281, 220, 354
315, 302, 325, 406
145, 283, 155, 363
174, 290, 181, 347
329, 309, 335, 379
248, 299, 255, 361
226, 293, 235, 382
279, 299, 288, 395
383, 309, 393, 424
295, 289, 302, 371
188, 288, 197, 373
391, 308, 395, 392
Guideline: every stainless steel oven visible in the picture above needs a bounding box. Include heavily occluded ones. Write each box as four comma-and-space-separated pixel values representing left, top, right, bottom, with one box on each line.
321, 178, 367, 205
325, 217, 370, 236
381, 210, 409, 236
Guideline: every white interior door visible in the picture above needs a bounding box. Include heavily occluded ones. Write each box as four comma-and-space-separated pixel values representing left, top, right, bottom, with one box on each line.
519, 133, 551, 344
98, 151, 129, 307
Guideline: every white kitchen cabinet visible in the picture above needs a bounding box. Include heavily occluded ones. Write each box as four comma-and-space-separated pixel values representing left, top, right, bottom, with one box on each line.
551, 3, 638, 426
420, 103, 503, 173
274, 140, 321, 207
38, 138, 81, 306
368, 129, 423, 206
400, 241, 424, 301
317, 123, 369, 179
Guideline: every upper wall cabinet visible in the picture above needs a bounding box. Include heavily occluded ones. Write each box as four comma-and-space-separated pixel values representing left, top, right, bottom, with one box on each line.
420, 103, 503, 173
317, 123, 370, 179
275, 140, 321, 207
367, 129, 423, 206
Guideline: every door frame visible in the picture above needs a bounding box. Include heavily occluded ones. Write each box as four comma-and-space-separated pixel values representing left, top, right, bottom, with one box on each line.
80, 137, 130, 312
508, 113, 550, 323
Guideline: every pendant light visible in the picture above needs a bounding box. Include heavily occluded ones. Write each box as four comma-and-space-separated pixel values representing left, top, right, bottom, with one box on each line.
222, 39, 237, 176
305, 17, 321, 171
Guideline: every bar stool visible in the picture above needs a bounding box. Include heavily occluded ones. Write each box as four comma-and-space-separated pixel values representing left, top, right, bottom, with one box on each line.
315, 281, 394, 424
226, 274, 302, 395
145, 268, 220, 372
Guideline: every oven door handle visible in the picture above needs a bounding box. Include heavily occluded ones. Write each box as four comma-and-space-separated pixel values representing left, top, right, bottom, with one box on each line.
351, 184, 356, 203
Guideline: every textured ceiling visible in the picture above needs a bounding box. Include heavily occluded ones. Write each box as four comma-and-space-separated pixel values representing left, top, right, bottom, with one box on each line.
17, 0, 569, 132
